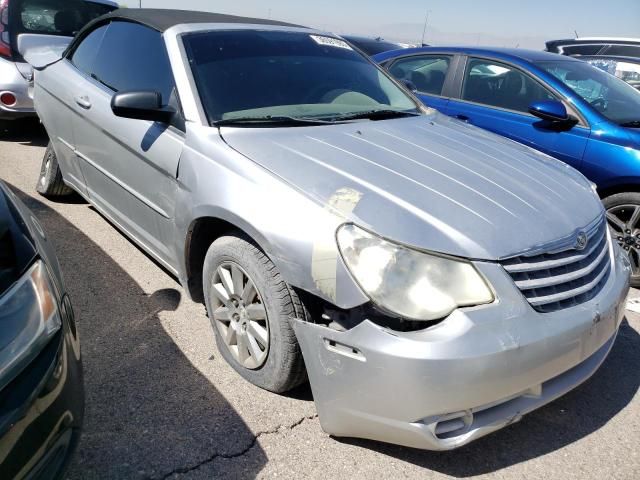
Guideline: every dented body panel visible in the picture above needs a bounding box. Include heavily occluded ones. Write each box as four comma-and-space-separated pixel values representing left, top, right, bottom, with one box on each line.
31, 18, 632, 450
174, 125, 369, 308
220, 114, 602, 262
294, 252, 629, 450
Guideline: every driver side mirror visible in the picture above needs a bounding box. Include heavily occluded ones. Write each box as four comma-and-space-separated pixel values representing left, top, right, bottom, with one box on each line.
529, 100, 577, 125
111, 91, 175, 123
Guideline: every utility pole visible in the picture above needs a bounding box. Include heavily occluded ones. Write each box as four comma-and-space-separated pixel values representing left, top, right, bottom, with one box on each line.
421, 10, 431, 46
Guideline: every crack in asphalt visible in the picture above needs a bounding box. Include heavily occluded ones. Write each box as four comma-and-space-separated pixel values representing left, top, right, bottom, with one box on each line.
153, 414, 319, 479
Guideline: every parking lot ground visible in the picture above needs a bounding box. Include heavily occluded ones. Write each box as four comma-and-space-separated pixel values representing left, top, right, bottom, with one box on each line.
1, 124, 639, 480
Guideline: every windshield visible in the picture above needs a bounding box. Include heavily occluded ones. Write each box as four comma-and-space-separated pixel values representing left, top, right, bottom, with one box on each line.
182, 30, 419, 124
536, 59, 640, 126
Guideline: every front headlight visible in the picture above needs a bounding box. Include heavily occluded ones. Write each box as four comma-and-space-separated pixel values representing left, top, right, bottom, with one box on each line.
337, 224, 494, 320
0, 261, 61, 389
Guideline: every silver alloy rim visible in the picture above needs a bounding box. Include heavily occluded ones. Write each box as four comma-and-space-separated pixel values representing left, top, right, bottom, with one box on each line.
606, 204, 640, 276
210, 262, 269, 369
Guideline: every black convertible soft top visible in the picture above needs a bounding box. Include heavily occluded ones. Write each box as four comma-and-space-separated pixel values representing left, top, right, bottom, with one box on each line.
96, 8, 305, 33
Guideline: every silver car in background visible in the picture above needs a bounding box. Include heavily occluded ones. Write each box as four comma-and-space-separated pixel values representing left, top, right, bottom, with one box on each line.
0, 0, 116, 126
28, 8, 630, 450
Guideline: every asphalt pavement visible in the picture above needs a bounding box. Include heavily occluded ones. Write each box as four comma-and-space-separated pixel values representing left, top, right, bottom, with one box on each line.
1, 122, 638, 479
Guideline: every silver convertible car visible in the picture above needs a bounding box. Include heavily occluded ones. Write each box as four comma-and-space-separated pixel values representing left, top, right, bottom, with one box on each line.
28, 9, 630, 450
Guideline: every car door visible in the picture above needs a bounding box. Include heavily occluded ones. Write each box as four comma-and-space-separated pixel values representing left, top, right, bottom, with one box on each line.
67, 20, 185, 269
444, 57, 590, 170
31, 25, 111, 197
384, 54, 455, 112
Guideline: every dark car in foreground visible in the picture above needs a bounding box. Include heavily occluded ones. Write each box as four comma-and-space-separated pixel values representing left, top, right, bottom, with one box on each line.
376, 46, 640, 285
0, 181, 83, 479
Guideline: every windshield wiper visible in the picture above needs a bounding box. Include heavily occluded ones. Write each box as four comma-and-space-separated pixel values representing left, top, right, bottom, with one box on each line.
213, 115, 332, 127
326, 109, 421, 122
620, 120, 640, 128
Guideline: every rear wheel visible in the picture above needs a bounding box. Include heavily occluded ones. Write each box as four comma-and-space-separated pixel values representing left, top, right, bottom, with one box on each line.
202, 234, 307, 393
604, 192, 640, 287
36, 142, 73, 198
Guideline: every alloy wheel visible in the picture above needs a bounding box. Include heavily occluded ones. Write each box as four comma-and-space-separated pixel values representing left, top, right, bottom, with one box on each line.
210, 262, 270, 369
606, 204, 640, 276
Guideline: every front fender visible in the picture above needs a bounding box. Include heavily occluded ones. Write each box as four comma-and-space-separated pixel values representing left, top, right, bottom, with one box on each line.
174, 125, 368, 309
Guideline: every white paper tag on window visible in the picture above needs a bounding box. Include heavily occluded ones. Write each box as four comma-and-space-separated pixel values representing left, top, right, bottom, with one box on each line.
310, 35, 352, 50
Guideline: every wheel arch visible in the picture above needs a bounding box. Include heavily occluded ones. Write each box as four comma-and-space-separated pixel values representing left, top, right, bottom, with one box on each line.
598, 179, 640, 200
183, 209, 275, 303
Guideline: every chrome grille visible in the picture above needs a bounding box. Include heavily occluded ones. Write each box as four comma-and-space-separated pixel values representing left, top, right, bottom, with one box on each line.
501, 216, 612, 313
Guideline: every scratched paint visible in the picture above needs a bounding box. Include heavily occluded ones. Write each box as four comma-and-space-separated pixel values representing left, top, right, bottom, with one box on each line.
311, 187, 363, 301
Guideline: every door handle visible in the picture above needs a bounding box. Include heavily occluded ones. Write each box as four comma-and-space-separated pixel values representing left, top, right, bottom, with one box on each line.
454, 114, 470, 122
74, 95, 92, 109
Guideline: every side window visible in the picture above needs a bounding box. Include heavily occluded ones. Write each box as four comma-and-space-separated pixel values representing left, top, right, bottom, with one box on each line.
388, 55, 452, 95
462, 58, 555, 113
90, 22, 176, 105
70, 24, 108, 75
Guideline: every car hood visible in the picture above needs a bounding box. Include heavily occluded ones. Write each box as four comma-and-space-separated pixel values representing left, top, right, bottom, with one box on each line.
220, 113, 602, 260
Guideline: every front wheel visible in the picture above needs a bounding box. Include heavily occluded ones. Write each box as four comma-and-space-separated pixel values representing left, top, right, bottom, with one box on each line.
604, 192, 640, 287
202, 234, 307, 393
36, 142, 73, 198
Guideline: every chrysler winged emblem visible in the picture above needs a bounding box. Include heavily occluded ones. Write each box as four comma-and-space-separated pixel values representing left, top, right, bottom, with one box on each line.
575, 231, 588, 251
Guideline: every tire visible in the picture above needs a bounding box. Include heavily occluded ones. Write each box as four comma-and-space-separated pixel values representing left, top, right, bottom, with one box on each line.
603, 191, 640, 287
202, 234, 307, 393
36, 142, 73, 198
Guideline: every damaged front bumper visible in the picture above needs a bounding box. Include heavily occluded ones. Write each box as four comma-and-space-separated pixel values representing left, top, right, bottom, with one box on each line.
293, 250, 630, 450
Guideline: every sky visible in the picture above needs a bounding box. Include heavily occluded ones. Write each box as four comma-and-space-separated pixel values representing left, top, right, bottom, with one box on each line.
136, 0, 640, 50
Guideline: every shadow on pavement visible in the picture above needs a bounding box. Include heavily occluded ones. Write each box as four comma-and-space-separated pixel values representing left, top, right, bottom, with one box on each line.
0, 119, 49, 147
339, 318, 640, 477
7, 184, 267, 479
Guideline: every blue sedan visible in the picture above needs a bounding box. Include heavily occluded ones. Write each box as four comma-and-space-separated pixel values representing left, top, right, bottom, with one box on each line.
375, 46, 640, 285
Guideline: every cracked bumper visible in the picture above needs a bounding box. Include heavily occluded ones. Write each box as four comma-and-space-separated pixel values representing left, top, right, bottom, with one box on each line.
293, 248, 630, 450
